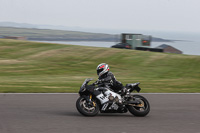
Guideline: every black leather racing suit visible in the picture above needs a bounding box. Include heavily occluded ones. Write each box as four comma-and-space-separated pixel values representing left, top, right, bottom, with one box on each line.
98, 71, 124, 93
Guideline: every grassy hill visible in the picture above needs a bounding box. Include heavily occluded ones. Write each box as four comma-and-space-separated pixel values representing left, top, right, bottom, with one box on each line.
0, 39, 199, 93
0, 27, 116, 41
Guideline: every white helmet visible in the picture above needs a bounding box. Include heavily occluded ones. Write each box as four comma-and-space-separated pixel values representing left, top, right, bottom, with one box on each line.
96, 63, 109, 77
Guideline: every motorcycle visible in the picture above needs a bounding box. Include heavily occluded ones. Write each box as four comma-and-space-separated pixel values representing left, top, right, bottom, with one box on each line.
76, 78, 150, 117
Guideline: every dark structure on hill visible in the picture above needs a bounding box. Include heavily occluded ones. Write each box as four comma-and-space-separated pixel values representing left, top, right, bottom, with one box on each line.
156, 44, 182, 54
3, 36, 26, 40
136, 44, 182, 54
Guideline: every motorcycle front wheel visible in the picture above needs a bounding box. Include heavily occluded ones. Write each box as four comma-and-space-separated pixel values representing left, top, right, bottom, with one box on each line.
76, 96, 99, 116
127, 95, 150, 117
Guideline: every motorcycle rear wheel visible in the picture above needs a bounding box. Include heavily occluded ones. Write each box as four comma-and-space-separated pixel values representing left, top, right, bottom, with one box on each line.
76, 96, 99, 116
127, 95, 150, 117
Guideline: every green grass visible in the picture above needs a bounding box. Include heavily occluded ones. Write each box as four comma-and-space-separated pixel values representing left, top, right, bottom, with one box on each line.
0, 39, 200, 93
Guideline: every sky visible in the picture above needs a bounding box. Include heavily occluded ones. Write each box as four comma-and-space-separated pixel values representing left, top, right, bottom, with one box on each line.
0, 0, 200, 34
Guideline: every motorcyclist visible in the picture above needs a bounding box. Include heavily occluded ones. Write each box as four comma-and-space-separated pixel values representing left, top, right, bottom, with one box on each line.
95, 63, 127, 95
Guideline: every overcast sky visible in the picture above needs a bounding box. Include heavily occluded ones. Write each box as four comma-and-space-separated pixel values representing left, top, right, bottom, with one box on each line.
0, 0, 200, 33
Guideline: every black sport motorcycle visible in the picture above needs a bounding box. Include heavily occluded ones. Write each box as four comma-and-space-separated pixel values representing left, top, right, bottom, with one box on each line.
76, 78, 150, 117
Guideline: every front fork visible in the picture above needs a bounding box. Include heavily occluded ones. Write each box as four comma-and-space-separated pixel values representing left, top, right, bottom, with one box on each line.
82, 94, 96, 107
89, 94, 96, 107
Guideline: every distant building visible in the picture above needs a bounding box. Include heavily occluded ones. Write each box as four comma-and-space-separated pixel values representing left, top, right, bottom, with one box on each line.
136, 44, 182, 54
156, 44, 182, 54
112, 33, 152, 49
3, 36, 26, 40
112, 33, 182, 54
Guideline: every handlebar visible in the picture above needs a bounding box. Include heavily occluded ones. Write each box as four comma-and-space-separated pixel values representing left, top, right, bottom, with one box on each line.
92, 80, 99, 86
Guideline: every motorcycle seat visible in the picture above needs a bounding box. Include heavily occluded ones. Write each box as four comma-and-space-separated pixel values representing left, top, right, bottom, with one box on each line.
126, 82, 140, 88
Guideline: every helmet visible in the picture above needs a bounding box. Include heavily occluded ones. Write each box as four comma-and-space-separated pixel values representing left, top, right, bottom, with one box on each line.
96, 63, 109, 77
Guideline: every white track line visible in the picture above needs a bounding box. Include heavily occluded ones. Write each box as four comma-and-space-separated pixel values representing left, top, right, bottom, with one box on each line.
0, 93, 77, 95
0, 93, 200, 95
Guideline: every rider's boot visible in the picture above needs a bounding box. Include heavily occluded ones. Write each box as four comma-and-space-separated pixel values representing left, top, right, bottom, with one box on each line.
121, 87, 128, 96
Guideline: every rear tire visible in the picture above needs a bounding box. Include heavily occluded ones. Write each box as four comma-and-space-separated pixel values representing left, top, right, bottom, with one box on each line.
127, 95, 150, 117
76, 96, 99, 116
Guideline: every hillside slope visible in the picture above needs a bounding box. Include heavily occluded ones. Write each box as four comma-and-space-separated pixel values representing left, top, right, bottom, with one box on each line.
0, 27, 175, 42
0, 39, 199, 93
0, 27, 116, 41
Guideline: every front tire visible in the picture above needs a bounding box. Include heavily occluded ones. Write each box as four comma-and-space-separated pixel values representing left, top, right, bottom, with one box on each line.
127, 95, 150, 117
76, 96, 99, 116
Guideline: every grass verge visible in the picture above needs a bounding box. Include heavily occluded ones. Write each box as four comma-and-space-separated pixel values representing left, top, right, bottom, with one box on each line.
0, 39, 200, 93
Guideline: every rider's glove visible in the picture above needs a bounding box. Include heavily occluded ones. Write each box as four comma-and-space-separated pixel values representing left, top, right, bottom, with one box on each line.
97, 79, 102, 83
98, 79, 105, 84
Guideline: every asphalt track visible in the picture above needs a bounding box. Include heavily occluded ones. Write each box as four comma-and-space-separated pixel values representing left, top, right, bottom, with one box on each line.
0, 93, 200, 133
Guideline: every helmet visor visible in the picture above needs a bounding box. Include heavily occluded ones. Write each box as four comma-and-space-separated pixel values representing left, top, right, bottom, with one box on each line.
97, 69, 103, 75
